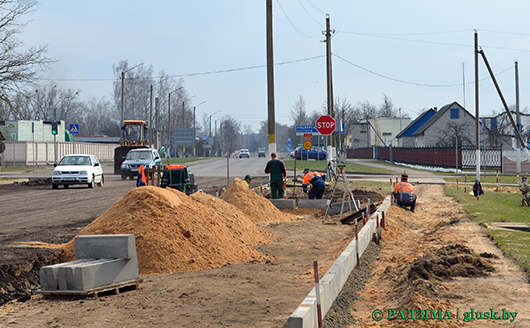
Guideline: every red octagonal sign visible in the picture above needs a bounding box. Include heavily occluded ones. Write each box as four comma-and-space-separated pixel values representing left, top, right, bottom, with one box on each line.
315, 115, 336, 135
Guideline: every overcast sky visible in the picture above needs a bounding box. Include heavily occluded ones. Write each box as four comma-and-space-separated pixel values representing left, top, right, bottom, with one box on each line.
19, 0, 530, 131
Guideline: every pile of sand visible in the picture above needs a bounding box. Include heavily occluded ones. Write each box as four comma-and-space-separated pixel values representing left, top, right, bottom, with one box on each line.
221, 178, 297, 222
61, 186, 276, 275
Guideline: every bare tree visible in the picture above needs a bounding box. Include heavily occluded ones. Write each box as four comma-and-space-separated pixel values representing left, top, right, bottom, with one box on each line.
219, 115, 241, 153
289, 95, 309, 126
434, 122, 475, 147
112, 60, 154, 123
378, 94, 398, 118
76, 97, 118, 136
0, 0, 54, 109
357, 101, 378, 120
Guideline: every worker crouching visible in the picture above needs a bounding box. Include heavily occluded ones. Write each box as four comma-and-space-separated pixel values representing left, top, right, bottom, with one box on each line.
392, 173, 416, 212
302, 168, 326, 199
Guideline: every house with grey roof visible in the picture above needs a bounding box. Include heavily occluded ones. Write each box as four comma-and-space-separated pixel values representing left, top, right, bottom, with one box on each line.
396, 101, 489, 148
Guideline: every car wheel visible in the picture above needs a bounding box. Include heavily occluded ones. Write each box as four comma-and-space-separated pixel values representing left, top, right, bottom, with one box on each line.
64, 184, 69, 189
121, 174, 126, 181
88, 175, 95, 188
52, 183, 58, 189
97, 174, 104, 187
129, 175, 135, 180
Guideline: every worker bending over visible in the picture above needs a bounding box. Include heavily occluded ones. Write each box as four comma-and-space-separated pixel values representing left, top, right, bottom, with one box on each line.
392, 173, 416, 212
302, 168, 326, 199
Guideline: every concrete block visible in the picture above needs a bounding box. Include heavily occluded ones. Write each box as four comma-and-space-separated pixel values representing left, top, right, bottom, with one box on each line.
58, 257, 139, 291
297, 199, 329, 209
326, 201, 357, 215
40, 259, 93, 291
75, 234, 137, 260
269, 199, 296, 209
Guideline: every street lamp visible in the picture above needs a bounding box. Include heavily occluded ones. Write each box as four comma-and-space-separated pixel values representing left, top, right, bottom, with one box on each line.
208, 111, 220, 157
168, 87, 184, 155
193, 101, 206, 157
121, 62, 143, 124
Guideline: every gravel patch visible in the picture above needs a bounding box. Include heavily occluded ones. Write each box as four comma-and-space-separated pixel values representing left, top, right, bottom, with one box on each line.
323, 240, 381, 328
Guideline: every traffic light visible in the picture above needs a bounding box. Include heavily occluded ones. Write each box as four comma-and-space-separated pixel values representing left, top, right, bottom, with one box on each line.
51, 122, 58, 135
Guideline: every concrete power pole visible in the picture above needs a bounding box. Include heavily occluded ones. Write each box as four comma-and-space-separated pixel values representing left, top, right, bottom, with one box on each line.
324, 14, 335, 147
266, 0, 276, 154
515, 61, 521, 174
474, 30, 481, 182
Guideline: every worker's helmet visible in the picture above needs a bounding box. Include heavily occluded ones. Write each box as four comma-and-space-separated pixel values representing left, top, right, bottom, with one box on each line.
401, 173, 408, 180
303, 168, 310, 174
245, 174, 253, 180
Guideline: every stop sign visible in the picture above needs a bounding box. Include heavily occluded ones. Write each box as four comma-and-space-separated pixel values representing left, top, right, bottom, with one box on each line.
315, 115, 336, 135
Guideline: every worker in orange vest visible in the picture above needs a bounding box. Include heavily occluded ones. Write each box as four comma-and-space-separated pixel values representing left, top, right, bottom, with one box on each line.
136, 165, 148, 187
393, 173, 416, 212
302, 168, 326, 199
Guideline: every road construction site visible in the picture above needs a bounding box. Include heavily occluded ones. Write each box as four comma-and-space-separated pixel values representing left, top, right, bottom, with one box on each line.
1, 159, 529, 327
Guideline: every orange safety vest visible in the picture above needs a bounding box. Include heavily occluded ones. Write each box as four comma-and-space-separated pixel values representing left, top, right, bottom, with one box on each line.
139, 165, 148, 186
303, 171, 322, 185
394, 180, 413, 193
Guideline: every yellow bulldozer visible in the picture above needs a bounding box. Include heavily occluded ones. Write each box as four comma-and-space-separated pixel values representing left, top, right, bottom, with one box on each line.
114, 120, 151, 174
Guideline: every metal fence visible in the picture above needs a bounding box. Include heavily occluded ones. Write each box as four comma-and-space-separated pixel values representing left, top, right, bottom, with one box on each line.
0, 141, 119, 166
347, 146, 502, 170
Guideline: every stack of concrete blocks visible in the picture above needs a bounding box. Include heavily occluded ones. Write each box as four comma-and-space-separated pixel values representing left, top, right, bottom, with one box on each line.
40, 234, 139, 292
286, 195, 391, 328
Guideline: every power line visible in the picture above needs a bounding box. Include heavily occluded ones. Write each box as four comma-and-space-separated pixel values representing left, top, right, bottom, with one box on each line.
296, 0, 324, 27
333, 52, 514, 88
36, 55, 325, 82
275, 0, 318, 38
304, 0, 326, 14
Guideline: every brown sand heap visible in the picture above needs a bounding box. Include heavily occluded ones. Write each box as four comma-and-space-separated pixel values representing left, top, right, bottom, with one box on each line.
189, 192, 274, 245
221, 177, 297, 222
61, 186, 274, 275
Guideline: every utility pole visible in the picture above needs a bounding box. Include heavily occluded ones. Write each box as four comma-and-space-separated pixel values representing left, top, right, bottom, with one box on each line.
150, 84, 153, 144
515, 61, 521, 174
474, 30, 480, 182
155, 97, 159, 150
266, 0, 276, 154
324, 14, 335, 147
193, 106, 196, 157
168, 92, 172, 153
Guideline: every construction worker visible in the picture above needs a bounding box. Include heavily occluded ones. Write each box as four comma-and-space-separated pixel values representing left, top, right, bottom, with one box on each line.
392, 173, 416, 212
264, 152, 286, 199
136, 164, 148, 187
302, 168, 326, 199
243, 174, 253, 187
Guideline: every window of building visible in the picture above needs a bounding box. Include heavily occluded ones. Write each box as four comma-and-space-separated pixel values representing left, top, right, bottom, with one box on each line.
450, 108, 459, 119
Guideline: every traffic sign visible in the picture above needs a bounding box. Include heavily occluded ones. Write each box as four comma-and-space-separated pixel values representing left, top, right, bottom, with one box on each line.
303, 141, 312, 150
69, 124, 80, 134
315, 115, 336, 135
303, 133, 313, 138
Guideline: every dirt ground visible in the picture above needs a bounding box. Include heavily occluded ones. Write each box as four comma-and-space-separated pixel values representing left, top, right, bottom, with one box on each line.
1, 175, 530, 327
348, 184, 530, 327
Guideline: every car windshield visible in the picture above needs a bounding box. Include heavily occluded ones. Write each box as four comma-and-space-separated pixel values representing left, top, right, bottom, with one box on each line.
126, 150, 153, 160
59, 156, 91, 166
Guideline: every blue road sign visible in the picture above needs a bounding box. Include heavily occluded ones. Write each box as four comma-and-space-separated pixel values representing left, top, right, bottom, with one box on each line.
203, 134, 207, 142
69, 124, 80, 134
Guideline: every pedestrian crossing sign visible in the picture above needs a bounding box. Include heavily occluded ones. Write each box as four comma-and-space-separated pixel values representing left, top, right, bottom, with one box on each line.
69, 124, 80, 134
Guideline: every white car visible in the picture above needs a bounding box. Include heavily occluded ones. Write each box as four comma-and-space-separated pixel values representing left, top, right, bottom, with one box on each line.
52, 154, 104, 189
239, 149, 250, 158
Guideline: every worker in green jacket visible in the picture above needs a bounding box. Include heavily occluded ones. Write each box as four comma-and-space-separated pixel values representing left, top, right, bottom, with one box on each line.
264, 152, 286, 199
